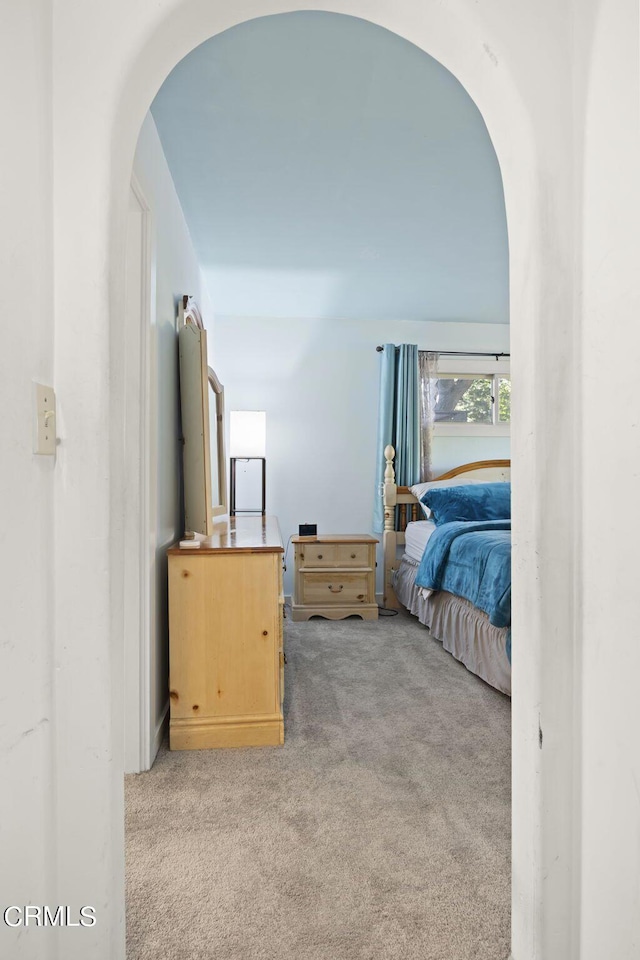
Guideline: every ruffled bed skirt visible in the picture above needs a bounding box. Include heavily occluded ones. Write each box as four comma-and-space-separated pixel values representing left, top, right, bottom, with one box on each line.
393, 557, 511, 696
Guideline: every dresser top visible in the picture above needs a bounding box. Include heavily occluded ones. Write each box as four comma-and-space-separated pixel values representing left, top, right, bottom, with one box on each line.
168, 515, 284, 555
291, 533, 378, 544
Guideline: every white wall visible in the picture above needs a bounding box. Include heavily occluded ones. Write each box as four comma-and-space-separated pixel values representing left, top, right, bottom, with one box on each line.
0, 5, 55, 959
132, 113, 213, 764
3, 2, 638, 959
578, 1, 640, 955
215, 316, 509, 594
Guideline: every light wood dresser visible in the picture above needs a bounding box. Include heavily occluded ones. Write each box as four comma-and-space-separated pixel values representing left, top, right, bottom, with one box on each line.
291, 534, 378, 622
167, 516, 285, 750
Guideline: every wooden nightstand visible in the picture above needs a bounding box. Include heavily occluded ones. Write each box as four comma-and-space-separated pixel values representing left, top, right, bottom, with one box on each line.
291, 534, 379, 621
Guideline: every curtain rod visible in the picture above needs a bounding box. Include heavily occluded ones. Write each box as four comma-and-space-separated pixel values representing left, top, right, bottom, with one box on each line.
375, 346, 510, 358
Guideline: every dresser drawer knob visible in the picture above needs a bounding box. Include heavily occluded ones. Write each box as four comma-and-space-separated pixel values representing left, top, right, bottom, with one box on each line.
350, 553, 356, 559
328, 584, 343, 593
317, 554, 323, 559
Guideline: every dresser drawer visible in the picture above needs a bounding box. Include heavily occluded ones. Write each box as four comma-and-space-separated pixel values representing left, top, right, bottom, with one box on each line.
295, 542, 371, 568
299, 570, 372, 606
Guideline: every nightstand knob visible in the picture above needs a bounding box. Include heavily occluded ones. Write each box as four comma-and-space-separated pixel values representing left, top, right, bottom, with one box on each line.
328, 584, 343, 593
350, 553, 356, 559
317, 554, 323, 559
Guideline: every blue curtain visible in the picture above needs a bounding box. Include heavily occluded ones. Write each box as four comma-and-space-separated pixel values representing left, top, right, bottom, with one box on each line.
373, 344, 420, 532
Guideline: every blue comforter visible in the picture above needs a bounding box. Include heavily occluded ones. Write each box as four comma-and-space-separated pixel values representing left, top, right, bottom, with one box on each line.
415, 520, 511, 629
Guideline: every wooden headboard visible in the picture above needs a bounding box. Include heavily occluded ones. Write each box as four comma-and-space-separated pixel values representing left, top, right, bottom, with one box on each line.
382, 445, 511, 608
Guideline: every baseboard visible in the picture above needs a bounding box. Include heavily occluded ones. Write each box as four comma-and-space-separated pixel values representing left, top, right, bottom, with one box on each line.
170, 714, 284, 750
151, 699, 169, 765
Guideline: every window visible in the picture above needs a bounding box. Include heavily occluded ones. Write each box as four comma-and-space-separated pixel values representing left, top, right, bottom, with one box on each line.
433, 374, 511, 425
420, 355, 510, 437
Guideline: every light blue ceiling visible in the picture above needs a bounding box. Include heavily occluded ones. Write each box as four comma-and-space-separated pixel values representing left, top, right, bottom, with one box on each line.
151, 12, 509, 323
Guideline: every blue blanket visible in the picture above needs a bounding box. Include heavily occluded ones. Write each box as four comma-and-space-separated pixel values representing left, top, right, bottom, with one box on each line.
415, 520, 511, 629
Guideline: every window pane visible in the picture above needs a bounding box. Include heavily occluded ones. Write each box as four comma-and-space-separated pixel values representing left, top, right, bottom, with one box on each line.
499, 377, 511, 422
433, 376, 493, 424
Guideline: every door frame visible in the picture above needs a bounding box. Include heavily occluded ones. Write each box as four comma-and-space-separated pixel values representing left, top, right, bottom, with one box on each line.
123, 174, 155, 773
47, 3, 582, 958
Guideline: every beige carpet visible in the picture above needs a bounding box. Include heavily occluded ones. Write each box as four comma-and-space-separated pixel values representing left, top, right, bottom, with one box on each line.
126, 608, 511, 960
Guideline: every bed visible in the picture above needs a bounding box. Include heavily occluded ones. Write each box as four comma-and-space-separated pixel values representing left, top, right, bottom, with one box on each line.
382, 445, 512, 695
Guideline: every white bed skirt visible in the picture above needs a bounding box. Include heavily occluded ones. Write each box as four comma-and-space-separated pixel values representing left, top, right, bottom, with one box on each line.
393, 556, 511, 696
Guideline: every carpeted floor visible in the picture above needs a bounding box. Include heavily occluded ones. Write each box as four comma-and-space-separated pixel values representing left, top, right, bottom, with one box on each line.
125, 608, 511, 960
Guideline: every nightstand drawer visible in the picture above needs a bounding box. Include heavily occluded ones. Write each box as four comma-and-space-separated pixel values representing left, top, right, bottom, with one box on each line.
299, 570, 372, 606
295, 542, 371, 568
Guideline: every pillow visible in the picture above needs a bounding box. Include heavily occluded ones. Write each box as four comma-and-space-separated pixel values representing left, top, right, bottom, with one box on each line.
421, 482, 511, 525
409, 477, 486, 519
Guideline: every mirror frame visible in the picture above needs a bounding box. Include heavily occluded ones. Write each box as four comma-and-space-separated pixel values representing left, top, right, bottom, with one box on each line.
179, 295, 227, 524
207, 366, 227, 518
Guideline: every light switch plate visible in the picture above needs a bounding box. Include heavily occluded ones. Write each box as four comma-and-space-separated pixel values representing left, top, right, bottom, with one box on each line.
33, 382, 56, 456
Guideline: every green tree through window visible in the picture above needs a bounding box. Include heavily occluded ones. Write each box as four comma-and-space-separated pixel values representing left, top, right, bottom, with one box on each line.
431, 375, 510, 424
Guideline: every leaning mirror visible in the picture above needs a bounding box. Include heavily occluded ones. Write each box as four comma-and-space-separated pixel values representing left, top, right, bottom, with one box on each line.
178, 296, 227, 536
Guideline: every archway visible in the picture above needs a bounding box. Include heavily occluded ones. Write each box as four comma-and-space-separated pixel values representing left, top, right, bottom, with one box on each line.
51, 3, 579, 958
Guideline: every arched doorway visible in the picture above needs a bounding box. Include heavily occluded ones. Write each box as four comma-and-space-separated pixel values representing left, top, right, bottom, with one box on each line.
50, 4, 579, 958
